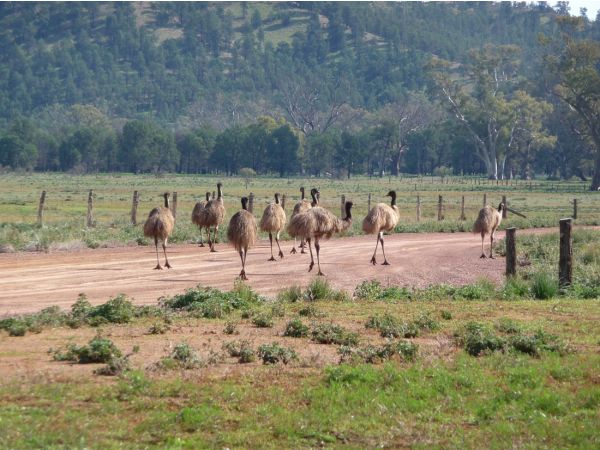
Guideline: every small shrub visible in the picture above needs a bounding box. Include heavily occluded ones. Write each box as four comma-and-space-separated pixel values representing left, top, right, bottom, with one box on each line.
223, 321, 238, 335
223, 340, 255, 363
8, 322, 27, 336
530, 272, 558, 300
257, 343, 297, 365
311, 323, 359, 346
95, 355, 131, 376
89, 294, 135, 324
510, 329, 573, 357
271, 303, 286, 318
148, 321, 170, 335
494, 317, 523, 334
298, 305, 323, 318
283, 319, 309, 338
277, 285, 303, 302
412, 312, 439, 332
303, 278, 333, 301
453, 280, 495, 300
158, 343, 204, 370
354, 280, 383, 300
440, 310, 453, 320
502, 277, 530, 300
339, 340, 418, 364
252, 312, 274, 328
458, 322, 506, 357
53, 337, 123, 364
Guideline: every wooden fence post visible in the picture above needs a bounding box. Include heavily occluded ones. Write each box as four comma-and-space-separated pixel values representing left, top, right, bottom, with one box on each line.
437, 195, 443, 221
483, 193, 487, 207
131, 190, 139, 225
341, 195, 346, 219
416, 194, 421, 222
367, 193, 371, 212
86, 190, 94, 227
281, 194, 286, 210
505, 227, 517, 277
37, 190, 46, 226
248, 193, 254, 213
460, 195, 466, 221
172, 192, 178, 222
502, 195, 507, 218
559, 218, 573, 287
572, 199, 577, 220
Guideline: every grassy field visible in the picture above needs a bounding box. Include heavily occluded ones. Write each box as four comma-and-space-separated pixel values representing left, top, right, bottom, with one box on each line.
1, 172, 598, 251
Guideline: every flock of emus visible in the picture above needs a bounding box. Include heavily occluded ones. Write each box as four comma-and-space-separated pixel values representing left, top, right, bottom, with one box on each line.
144, 182, 513, 280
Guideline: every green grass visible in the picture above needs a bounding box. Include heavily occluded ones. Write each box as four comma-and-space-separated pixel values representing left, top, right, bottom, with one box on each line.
1, 172, 598, 251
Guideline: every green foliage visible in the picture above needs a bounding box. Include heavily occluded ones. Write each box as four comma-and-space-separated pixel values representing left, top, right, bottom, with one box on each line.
257, 342, 297, 365
251, 312, 274, 328
530, 272, 558, 300
283, 318, 309, 338
311, 323, 359, 346
53, 336, 123, 364
223, 340, 256, 363
339, 340, 419, 364
158, 343, 204, 370
353, 280, 410, 301
277, 285, 303, 303
366, 312, 439, 339
88, 294, 135, 324
223, 321, 238, 335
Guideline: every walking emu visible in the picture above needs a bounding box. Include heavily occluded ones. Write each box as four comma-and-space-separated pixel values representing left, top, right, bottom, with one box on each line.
288, 201, 353, 276
191, 192, 211, 247
227, 197, 257, 280
201, 182, 226, 252
143, 192, 175, 269
290, 187, 319, 254
473, 202, 504, 258
259, 193, 287, 261
362, 190, 399, 265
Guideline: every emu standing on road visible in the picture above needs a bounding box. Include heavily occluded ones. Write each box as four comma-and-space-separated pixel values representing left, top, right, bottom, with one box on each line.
191, 192, 211, 247
362, 190, 399, 265
201, 182, 226, 252
143, 192, 175, 270
473, 202, 504, 258
288, 201, 353, 276
290, 187, 319, 254
259, 193, 287, 261
227, 197, 257, 280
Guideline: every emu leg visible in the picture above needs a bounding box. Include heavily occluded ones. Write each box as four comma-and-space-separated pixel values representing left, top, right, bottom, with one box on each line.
210, 226, 218, 252
380, 232, 390, 265
370, 232, 380, 265
238, 249, 247, 280
300, 237, 306, 254
480, 233, 486, 258
241, 246, 249, 280
214, 225, 220, 244
307, 238, 315, 272
290, 237, 297, 254
163, 239, 172, 269
268, 233, 276, 261
315, 238, 324, 276
275, 231, 284, 259
198, 228, 204, 247
489, 232, 495, 259
153, 237, 162, 270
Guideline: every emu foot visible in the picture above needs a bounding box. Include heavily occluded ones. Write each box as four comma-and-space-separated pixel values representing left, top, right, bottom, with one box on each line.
370, 256, 377, 265
317, 270, 325, 276
198, 243, 205, 247
278, 250, 284, 259
290, 247, 297, 254
489, 255, 495, 259
165, 262, 172, 269
210, 246, 217, 253
480, 254, 486, 259
154, 265, 163, 270
268, 256, 276, 261
239, 270, 248, 281
308, 262, 314, 272
301, 248, 306, 254
382, 260, 390, 266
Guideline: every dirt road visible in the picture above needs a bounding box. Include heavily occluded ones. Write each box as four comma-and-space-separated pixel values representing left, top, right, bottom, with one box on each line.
0, 229, 543, 315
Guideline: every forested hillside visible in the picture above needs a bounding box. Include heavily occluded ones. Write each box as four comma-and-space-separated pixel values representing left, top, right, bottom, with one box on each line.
0, 2, 599, 187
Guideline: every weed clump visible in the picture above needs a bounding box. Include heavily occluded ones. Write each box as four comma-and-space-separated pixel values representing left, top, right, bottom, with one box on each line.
157, 343, 204, 370
252, 312, 274, 328
530, 272, 558, 299
311, 323, 359, 346
52, 336, 123, 364
365, 312, 439, 339
283, 318, 309, 338
257, 343, 297, 365
223, 321, 238, 335
277, 285, 303, 302
353, 280, 411, 301
223, 340, 256, 363
339, 340, 419, 364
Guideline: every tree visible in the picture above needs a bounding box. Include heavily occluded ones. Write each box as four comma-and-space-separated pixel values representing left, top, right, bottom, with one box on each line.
428, 45, 523, 179
266, 124, 300, 177
543, 17, 600, 189
119, 120, 178, 173
0, 134, 37, 170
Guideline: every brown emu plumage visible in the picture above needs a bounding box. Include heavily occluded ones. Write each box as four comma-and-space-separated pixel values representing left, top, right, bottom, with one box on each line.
191, 192, 211, 246
362, 190, 400, 265
290, 187, 318, 254
259, 193, 287, 260
288, 201, 353, 276
199, 182, 226, 251
143, 192, 175, 269
227, 197, 257, 280
473, 203, 504, 258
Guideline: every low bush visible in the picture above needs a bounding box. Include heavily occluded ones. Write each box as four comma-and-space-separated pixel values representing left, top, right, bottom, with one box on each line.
530, 272, 558, 300
339, 340, 418, 364
283, 318, 309, 338
157, 343, 204, 370
252, 312, 274, 328
257, 343, 297, 365
311, 323, 359, 346
223, 340, 256, 363
52, 336, 123, 364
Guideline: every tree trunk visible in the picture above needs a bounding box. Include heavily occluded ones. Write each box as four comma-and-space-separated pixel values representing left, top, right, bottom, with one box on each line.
591, 154, 600, 190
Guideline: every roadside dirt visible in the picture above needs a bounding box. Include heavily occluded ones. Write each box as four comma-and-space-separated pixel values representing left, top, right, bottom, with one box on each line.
0, 228, 561, 315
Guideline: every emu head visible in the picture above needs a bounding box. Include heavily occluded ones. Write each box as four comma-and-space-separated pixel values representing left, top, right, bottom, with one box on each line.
241, 196, 249, 210
498, 202, 505, 212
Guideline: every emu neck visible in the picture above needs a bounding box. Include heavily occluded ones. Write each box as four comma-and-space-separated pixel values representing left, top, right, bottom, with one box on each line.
311, 192, 318, 206
275, 194, 280, 205
205, 193, 210, 201
390, 193, 397, 208
241, 199, 248, 211
164, 196, 170, 209
217, 185, 222, 200
345, 205, 352, 221
300, 188, 305, 200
